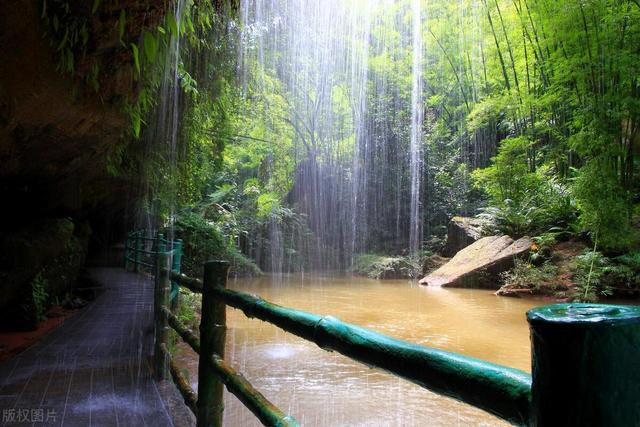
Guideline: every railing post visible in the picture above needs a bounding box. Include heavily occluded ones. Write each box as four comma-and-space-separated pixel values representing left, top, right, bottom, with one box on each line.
124, 234, 131, 271
170, 239, 183, 312
527, 303, 640, 426
134, 231, 142, 273
197, 260, 230, 427
155, 232, 165, 276
154, 236, 170, 381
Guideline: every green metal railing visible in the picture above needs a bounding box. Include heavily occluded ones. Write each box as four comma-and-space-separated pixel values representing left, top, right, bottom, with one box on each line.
125, 229, 183, 300
134, 231, 640, 427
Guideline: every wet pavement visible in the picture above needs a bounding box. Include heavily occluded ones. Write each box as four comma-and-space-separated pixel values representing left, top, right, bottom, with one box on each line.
0, 268, 174, 427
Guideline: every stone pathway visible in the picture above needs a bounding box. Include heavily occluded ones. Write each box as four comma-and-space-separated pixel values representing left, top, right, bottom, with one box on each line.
0, 268, 174, 427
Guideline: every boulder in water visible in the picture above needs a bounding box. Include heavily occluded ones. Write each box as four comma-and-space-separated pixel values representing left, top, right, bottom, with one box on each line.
441, 216, 484, 257
419, 235, 532, 289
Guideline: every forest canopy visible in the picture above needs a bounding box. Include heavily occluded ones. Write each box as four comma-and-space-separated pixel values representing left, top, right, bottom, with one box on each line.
78, 0, 639, 278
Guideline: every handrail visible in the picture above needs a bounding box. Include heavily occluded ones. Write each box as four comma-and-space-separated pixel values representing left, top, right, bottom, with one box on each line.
170, 271, 203, 293
214, 288, 531, 424
167, 270, 529, 423
160, 307, 298, 427
154, 255, 299, 427
136, 230, 640, 427
125, 229, 182, 300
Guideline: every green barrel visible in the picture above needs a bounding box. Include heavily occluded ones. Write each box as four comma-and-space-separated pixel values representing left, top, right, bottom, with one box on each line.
527, 303, 640, 426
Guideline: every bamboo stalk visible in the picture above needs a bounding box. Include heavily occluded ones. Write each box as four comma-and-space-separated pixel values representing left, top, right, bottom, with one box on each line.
154, 236, 170, 381
162, 306, 298, 427
483, 0, 512, 91
162, 306, 200, 353
197, 261, 229, 427
169, 355, 198, 416
209, 354, 300, 427
170, 270, 204, 293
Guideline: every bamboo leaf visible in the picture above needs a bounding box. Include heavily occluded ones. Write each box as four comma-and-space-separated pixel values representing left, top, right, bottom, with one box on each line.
57, 28, 68, 51
168, 14, 179, 38
143, 32, 157, 63
91, 0, 101, 14
118, 9, 126, 42
186, 16, 194, 34
132, 107, 141, 138
81, 23, 88, 46
131, 43, 140, 75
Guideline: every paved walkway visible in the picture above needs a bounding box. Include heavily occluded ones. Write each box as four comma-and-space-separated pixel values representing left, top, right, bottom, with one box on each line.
0, 268, 174, 427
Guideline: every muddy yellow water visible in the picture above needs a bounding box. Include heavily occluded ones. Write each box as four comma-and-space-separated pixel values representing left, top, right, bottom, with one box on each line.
179, 274, 545, 426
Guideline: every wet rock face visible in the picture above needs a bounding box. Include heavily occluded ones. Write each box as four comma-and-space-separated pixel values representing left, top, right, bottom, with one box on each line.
0, 218, 90, 331
441, 216, 484, 257
0, 0, 167, 224
420, 235, 532, 289
0, 1, 171, 331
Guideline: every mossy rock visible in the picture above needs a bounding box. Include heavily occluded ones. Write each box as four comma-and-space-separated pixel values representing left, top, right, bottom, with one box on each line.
441, 216, 484, 257
420, 235, 532, 289
353, 254, 420, 279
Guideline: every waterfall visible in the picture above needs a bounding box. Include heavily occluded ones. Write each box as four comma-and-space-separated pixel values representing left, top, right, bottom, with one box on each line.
138, 0, 185, 244
409, 0, 424, 255
238, 0, 427, 271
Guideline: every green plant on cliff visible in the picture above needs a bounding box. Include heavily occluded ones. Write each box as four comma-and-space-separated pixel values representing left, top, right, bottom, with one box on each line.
31, 273, 49, 322
41, 0, 91, 80
40, 0, 219, 139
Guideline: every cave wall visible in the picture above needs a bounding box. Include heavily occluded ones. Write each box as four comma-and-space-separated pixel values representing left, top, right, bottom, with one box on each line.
0, 0, 169, 226
0, 0, 167, 329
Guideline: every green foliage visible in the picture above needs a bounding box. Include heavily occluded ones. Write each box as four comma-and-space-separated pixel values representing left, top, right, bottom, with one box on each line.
256, 193, 281, 219
31, 273, 49, 322
471, 136, 539, 207
476, 186, 576, 238
574, 251, 614, 302
41, 0, 91, 80
609, 253, 640, 293
176, 290, 200, 332
40, 0, 633, 276
173, 211, 261, 278
573, 250, 640, 302
352, 254, 420, 280
472, 135, 579, 237
500, 259, 558, 292
573, 158, 636, 252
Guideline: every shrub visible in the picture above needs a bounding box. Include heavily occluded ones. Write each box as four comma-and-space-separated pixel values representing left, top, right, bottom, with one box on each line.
573, 158, 636, 252
610, 252, 640, 293
500, 259, 557, 291
174, 211, 261, 277
574, 251, 613, 302
31, 273, 49, 322
573, 250, 640, 301
352, 254, 420, 279
472, 137, 578, 237
471, 136, 541, 209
